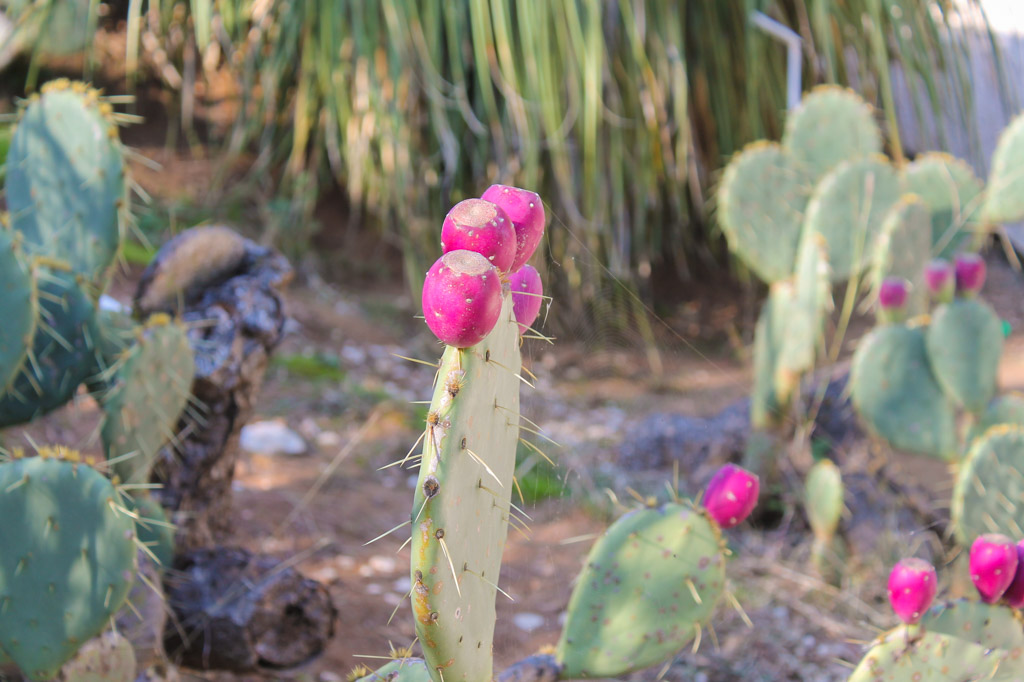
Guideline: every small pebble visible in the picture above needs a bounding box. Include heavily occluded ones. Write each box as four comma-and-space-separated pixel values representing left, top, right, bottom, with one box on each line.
513, 612, 545, 632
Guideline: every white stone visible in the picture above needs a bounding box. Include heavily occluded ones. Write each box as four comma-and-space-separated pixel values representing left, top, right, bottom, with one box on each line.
239, 419, 307, 456
512, 612, 545, 633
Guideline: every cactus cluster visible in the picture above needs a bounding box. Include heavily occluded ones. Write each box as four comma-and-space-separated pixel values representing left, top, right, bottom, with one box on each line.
851, 551, 1024, 679
0, 80, 197, 679
357, 185, 760, 682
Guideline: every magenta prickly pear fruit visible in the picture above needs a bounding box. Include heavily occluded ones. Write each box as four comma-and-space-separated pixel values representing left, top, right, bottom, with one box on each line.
887, 558, 937, 624
1001, 540, 1024, 608
440, 198, 517, 273
509, 264, 543, 334
481, 184, 545, 271
422, 250, 503, 348
954, 253, 986, 296
703, 464, 759, 529
925, 259, 955, 303
878, 277, 909, 310
969, 533, 1019, 604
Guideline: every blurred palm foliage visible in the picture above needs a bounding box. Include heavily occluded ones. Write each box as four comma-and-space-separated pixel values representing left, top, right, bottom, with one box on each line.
1, 0, 1007, 333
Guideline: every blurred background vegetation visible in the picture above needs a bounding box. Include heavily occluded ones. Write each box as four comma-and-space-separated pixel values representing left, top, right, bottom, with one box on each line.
0, 0, 1011, 337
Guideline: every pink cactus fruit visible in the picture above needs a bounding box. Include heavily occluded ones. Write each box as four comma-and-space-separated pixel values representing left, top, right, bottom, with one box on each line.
703, 464, 759, 529
440, 198, 517, 273
481, 185, 545, 271
954, 253, 987, 296
887, 558, 937, 624
421, 250, 503, 348
509, 265, 543, 334
878, 277, 909, 310
924, 259, 955, 301
1001, 540, 1024, 608
969, 533, 1019, 604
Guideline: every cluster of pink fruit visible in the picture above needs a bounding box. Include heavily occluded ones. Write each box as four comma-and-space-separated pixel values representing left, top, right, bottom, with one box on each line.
888, 534, 1024, 624
421, 185, 546, 348
878, 252, 987, 313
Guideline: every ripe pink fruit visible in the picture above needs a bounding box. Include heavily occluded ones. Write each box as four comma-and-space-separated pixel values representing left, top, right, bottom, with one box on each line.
703, 464, 759, 529
970, 533, 1019, 604
422, 250, 503, 348
925, 259, 954, 302
1001, 540, 1024, 608
509, 265, 543, 334
441, 199, 517, 273
481, 185, 545, 271
887, 558, 937, 624
954, 253, 986, 296
878, 277, 909, 310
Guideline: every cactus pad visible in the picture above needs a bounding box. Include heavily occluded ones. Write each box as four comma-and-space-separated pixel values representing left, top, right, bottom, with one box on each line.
983, 112, 1024, 224
128, 494, 175, 569
925, 299, 1003, 415
355, 658, 434, 682
951, 425, 1024, 544
716, 142, 812, 283
102, 315, 194, 485
751, 284, 794, 429
782, 86, 882, 180
5, 81, 124, 284
802, 156, 903, 282
804, 459, 843, 541
869, 196, 931, 315
555, 503, 726, 678
850, 324, 957, 459
57, 630, 136, 682
847, 599, 1024, 681
410, 293, 521, 682
0, 269, 99, 428
0, 230, 37, 392
966, 392, 1024, 446
0, 455, 136, 679
778, 235, 830, 384
904, 152, 984, 257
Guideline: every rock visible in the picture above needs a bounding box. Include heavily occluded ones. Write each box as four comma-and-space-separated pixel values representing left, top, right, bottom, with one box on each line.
617, 400, 749, 472
511, 612, 545, 633
163, 548, 336, 672
240, 420, 307, 456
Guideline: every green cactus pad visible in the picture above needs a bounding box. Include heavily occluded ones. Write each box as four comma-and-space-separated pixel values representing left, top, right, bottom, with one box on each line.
850, 324, 957, 460
555, 503, 726, 678
869, 196, 931, 315
802, 156, 903, 282
0, 230, 38, 392
716, 142, 813, 283
355, 659, 433, 682
410, 294, 521, 682
983, 112, 1024, 224
779, 235, 830, 381
0, 455, 136, 680
925, 299, 1003, 415
904, 152, 984, 257
751, 284, 794, 429
84, 308, 138, 402
0, 269, 99, 428
848, 599, 1024, 681
5, 81, 125, 285
57, 630, 136, 682
102, 315, 194, 485
951, 425, 1024, 544
782, 86, 882, 181
804, 459, 843, 541
966, 392, 1024, 446
127, 494, 175, 569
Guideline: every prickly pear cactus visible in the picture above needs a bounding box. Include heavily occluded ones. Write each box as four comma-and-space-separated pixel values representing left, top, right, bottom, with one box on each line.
410, 293, 521, 682
5, 80, 125, 286
869, 196, 931, 315
57, 630, 136, 682
0, 269, 100, 428
804, 459, 845, 583
966, 392, 1024, 446
128, 494, 175, 569
925, 298, 1003, 415
716, 142, 812, 284
0, 229, 37, 392
555, 502, 727, 678
100, 314, 194, 485
848, 599, 1024, 681
0, 453, 136, 680
951, 425, 1024, 544
751, 284, 795, 429
903, 152, 984, 257
850, 323, 957, 460
802, 156, 903, 282
983, 112, 1024, 225
354, 658, 434, 682
782, 85, 882, 180
778, 235, 830, 385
